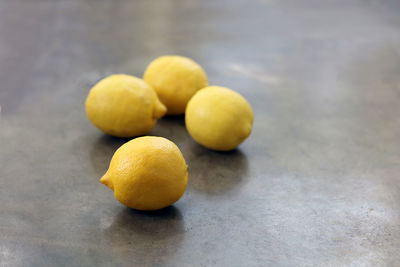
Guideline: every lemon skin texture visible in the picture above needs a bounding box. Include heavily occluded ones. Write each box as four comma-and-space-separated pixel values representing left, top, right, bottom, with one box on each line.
143, 55, 208, 115
100, 136, 188, 211
85, 74, 166, 138
185, 86, 253, 151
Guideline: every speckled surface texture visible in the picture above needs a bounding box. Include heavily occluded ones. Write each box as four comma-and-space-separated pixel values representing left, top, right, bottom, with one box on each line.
1, 0, 400, 266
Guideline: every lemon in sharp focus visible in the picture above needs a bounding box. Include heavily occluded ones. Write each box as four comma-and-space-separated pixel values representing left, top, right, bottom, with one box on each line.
100, 136, 188, 211
85, 74, 166, 138
185, 86, 253, 151
143, 55, 208, 115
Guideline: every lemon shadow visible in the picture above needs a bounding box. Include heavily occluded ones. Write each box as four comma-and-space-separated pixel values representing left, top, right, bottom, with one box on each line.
89, 134, 129, 178
104, 206, 184, 244
150, 115, 189, 146
187, 141, 249, 195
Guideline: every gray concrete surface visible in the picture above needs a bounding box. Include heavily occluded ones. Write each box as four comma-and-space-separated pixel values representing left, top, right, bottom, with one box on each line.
1, 0, 400, 266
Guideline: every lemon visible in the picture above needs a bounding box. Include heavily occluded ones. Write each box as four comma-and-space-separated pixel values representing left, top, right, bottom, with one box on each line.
143, 55, 208, 115
185, 86, 253, 151
85, 74, 166, 138
100, 136, 188, 210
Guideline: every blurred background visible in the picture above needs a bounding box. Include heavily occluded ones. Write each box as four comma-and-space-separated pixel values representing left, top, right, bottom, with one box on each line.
1, 0, 400, 266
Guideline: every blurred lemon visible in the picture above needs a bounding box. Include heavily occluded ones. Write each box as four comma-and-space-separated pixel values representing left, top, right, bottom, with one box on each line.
143, 55, 208, 115
185, 86, 253, 151
100, 136, 188, 210
85, 74, 166, 138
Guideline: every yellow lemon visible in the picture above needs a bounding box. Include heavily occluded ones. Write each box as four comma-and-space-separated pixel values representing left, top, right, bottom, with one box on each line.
100, 136, 188, 211
185, 86, 253, 151
85, 74, 166, 138
143, 55, 208, 115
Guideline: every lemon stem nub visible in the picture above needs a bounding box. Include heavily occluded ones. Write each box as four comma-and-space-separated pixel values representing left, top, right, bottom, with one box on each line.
153, 102, 167, 120
100, 174, 114, 190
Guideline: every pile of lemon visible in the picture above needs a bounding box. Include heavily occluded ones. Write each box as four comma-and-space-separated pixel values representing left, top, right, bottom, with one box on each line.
86, 55, 254, 210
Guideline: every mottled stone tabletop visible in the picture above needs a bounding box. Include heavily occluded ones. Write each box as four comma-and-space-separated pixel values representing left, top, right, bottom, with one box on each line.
1, 0, 400, 266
